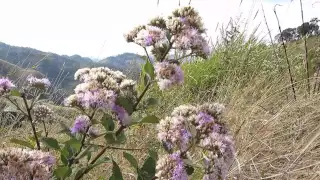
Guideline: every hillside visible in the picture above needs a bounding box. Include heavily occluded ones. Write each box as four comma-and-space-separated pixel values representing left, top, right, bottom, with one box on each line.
0, 59, 44, 82
0, 42, 143, 90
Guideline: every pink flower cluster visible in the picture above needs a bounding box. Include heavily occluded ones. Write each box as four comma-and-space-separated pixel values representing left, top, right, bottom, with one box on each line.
135, 26, 168, 47
156, 103, 235, 180
0, 77, 15, 95
27, 76, 51, 90
65, 67, 136, 127
124, 6, 211, 91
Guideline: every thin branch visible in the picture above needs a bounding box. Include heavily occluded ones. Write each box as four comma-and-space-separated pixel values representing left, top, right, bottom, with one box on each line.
143, 47, 152, 63
133, 81, 152, 111
88, 144, 145, 151
22, 94, 41, 150
42, 121, 48, 137
299, 0, 311, 95
274, 5, 297, 101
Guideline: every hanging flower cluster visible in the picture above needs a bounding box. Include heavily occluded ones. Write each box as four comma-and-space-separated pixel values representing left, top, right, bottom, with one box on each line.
124, 6, 211, 90
156, 103, 235, 180
0, 148, 55, 180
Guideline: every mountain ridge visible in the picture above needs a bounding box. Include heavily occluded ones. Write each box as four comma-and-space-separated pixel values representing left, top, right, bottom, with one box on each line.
0, 42, 144, 90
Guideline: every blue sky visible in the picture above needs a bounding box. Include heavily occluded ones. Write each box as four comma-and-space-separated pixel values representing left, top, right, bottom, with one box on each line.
0, 0, 318, 59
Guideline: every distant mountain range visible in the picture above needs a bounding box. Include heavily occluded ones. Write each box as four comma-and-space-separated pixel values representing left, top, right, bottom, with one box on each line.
0, 42, 144, 91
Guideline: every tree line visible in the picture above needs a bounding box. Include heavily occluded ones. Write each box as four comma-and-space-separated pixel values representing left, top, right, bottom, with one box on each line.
275, 17, 319, 42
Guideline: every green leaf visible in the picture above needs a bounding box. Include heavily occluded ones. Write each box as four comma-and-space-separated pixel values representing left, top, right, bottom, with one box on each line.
145, 97, 159, 107
148, 150, 158, 161
138, 156, 156, 180
65, 138, 81, 152
101, 113, 115, 131
186, 165, 194, 175
104, 131, 126, 145
53, 166, 72, 178
109, 160, 124, 180
143, 60, 155, 80
10, 89, 21, 97
104, 133, 117, 144
143, 73, 151, 86
10, 138, 34, 149
42, 137, 60, 150
123, 152, 139, 169
139, 115, 160, 124
60, 153, 68, 166
116, 97, 134, 114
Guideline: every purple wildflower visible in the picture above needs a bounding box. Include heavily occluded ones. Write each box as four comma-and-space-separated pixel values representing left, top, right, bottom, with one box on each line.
171, 153, 188, 180
156, 152, 188, 180
145, 35, 153, 46
112, 105, 131, 126
195, 112, 215, 132
79, 89, 117, 110
157, 116, 192, 151
26, 76, 51, 89
155, 62, 184, 90
135, 26, 167, 47
0, 78, 15, 95
70, 115, 90, 134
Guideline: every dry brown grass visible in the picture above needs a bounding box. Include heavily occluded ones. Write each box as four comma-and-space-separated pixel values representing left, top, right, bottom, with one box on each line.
2, 72, 320, 179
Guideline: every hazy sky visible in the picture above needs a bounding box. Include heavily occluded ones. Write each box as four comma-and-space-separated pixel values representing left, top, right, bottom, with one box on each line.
0, 0, 318, 59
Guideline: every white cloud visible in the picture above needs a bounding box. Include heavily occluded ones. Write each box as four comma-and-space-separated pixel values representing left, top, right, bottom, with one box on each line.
0, 0, 318, 58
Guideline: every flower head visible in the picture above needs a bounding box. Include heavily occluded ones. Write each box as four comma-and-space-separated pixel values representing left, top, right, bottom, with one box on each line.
112, 105, 131, 126
0, 77, 15, 95
33, 105, 53, 122
155, 62, 184, 90
156, 152, 188, 180
157, 116, 192, 152
70, 115, 90, 134
26, 76, 51, 90
135, 26, 168, 47
79, 89, 117, 109
65, 67, 137, 111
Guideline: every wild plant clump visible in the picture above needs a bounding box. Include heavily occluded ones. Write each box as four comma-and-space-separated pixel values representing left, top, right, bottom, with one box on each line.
0, 148, 55, 180
0, 6, 236, 180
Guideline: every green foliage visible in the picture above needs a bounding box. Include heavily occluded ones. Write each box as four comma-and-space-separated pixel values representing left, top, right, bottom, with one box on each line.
42, 137, 60, 150
110, 160, 124, 180
10, 138, 34, 149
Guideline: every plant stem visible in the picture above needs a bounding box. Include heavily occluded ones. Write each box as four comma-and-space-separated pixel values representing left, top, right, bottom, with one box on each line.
88, 144, 145, 151
42, 121, 48, 137
133, 81, 152, 111
143, 47, 152, 63
274, 5, 297, 101
299, 0, 311, 95
22, 94, 41, 150
160, 41, 174, 62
